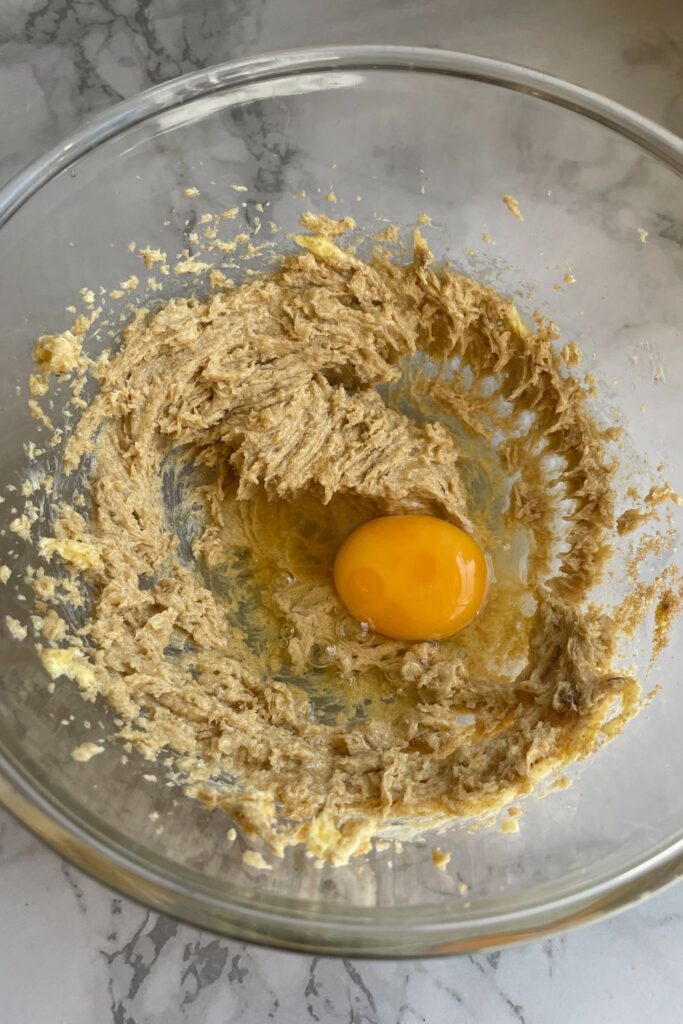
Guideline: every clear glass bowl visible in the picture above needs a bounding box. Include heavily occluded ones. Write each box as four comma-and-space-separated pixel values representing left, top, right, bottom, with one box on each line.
0, 47, 682, 957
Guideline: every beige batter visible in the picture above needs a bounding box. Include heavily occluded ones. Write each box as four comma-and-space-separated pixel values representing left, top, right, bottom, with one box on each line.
26, 216, 677, 864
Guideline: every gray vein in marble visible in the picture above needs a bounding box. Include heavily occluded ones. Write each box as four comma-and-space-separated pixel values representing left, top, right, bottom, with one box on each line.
4, 803, 683, 1022
60, 859, 88, 914
180, 937, 230, 1006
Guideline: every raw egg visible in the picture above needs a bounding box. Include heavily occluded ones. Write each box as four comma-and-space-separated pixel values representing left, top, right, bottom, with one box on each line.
333, 514, 489, 642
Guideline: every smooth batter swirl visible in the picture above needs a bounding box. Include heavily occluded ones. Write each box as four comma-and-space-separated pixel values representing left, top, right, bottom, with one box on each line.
34, 225, 641, 863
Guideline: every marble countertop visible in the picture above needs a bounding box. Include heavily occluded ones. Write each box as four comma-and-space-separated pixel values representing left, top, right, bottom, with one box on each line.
1, 0, 682, 1020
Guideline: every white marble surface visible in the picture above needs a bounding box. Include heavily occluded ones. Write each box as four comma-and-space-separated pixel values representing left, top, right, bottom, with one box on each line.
1, 0, 683, 1020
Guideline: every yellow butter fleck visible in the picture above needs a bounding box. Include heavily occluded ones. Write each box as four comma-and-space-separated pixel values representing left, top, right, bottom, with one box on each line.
40, 648, 96, 691
10, 515, 31, 539
502, 194, 523, 221
294, 234, 356, 265
6, 616, 27, 641
39, 537, 102, 571
71, 742, 104, 762
242, 850, 272, 870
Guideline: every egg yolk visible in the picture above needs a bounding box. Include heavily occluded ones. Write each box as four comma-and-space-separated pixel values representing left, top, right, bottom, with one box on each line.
333, 515, 489, 642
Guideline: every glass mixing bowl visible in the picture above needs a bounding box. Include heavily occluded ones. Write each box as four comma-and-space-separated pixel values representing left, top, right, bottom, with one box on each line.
0, 47, 682, 957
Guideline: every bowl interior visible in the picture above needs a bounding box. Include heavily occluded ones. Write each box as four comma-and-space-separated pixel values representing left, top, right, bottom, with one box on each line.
0, 54, 682, 954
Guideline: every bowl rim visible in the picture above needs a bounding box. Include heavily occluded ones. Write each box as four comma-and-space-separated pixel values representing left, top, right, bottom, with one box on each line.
1, 44, 682, 957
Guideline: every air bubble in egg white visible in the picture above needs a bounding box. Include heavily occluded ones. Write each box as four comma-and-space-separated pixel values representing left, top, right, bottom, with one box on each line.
307, 641, 336, 668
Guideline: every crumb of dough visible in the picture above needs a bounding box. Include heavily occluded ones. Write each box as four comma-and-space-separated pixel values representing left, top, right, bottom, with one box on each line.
28, 399, 53, 429
638, 228, 648, 243
226, 827, 237, 841
222, 207, 239, 219
121, 276, 139, 291
174, 256, 212, 275
183, 186, 199, 197
9, 515, 31, 540
71, 742, 104, 762
561, 342, 582, 367
208, 269, 233, 289
646, 483, 682, 508
299, 211, 356, 237
324, 191, 337, 203
29, 373, 49, 397
617, 508, 651, 536
40, 609, 66, 641
653, 588, 683, 661
418, 213, 432, 225
458, 882, 469, 894
502, 194, 523, 221
374, 224, 399, 242
482, 233, 495, 245
500, 813, 520, 834
242, 850, 272, 870
33, 331, 82, 375
139, 248, 167, 269
617, 484, 681, 535
551, 776, 572, 791
584, 373, 598, 399
564, 272, 576, 284
432, 848, 451, 871
6, 616, 27, 641
231, 184, 248, 192
0, 566, 11, 583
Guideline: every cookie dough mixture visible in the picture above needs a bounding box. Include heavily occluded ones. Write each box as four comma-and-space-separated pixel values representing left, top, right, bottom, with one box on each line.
27, 217, 674, 864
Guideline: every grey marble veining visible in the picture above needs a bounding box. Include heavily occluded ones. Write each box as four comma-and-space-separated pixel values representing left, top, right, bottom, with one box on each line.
1, 0, 682, 187
1, 1, 683, 1021
4, 808, 683, 1024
